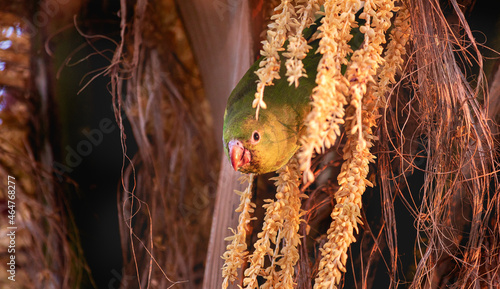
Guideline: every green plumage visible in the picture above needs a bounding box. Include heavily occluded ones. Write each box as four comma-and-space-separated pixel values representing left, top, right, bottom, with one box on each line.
222, 17, 363, 174
222, 35, 322, 174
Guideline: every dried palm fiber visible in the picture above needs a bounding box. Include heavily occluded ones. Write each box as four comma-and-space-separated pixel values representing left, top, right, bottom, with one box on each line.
398, 0, 500, 287
108, 0, 218, 288
377, 0, 499, 288
0, 3, 87, 289
368, 4, 412, 287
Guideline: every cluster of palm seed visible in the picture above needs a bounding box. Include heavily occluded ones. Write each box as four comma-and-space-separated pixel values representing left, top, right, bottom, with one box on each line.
222, 0, 412, 288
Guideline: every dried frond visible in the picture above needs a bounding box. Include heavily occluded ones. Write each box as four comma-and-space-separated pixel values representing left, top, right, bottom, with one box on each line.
112, 0, 219, 287
404, 0, 500, 287
372, 3, 411, 284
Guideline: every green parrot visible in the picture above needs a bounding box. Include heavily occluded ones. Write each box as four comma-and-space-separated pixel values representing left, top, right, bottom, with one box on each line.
222, 20, 363, 174
222, 32, 322, 174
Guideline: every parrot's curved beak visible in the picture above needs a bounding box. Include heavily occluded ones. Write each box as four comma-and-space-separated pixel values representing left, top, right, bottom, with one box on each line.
228, 140, 251, 171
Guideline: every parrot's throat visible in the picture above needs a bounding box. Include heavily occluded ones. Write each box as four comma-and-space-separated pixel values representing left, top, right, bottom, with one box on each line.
229, 140, 251, 171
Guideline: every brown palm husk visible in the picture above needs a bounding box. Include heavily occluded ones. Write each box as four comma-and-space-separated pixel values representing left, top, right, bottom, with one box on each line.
109, 0, 218, 288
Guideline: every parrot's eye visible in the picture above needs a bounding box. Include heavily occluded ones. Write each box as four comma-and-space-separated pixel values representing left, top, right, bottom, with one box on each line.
251, 131, 260, 144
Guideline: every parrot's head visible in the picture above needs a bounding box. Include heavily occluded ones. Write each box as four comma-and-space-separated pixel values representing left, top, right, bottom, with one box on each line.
222, 44, 316, 175
223, 107, 303, 175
